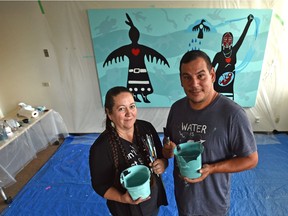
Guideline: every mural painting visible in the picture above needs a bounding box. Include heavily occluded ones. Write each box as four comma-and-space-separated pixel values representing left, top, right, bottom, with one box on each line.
88, 8, 272, 107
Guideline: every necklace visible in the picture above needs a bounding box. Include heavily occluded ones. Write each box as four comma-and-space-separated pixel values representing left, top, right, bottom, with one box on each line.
223, 50, 232, 64
223, 50, 232, 58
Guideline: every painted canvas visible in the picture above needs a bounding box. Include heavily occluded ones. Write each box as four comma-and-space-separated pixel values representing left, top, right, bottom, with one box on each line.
88, 8, 272, 107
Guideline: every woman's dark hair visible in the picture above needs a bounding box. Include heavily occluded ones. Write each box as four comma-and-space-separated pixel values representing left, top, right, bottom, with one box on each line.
179, 50, 212, 73
103, 86, 150, 184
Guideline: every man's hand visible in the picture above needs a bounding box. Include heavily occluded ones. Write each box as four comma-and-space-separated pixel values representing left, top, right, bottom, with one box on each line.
162, 141, 176, 159
182, 164, 212, 183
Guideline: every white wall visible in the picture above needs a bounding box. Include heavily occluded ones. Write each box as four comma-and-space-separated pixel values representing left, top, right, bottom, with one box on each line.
0, 1, 287, 133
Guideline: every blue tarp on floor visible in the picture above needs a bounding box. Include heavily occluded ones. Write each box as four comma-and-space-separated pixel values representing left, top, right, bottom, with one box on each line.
1, 133, 288, 216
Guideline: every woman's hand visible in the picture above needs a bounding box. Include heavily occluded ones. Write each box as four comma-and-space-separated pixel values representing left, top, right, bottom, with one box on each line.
104, 187, 150, 204
120, 191, 151, 204
151, 158, 167, 175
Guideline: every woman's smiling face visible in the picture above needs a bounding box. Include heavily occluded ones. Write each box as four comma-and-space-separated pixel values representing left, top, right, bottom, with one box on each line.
107, 92, 137, 132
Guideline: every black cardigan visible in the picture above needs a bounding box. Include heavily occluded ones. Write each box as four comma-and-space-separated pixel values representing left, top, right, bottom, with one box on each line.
89, 119, 168, 216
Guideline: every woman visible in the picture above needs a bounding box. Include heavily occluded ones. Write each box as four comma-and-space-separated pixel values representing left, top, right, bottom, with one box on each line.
89, 86, 168, 216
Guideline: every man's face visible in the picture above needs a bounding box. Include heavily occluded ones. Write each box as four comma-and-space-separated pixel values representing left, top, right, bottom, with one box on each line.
180, 57, 215, 110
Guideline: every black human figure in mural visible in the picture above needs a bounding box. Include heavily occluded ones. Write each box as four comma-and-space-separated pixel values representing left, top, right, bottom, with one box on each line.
103, 13, 170, 103
212, 14, 254, 100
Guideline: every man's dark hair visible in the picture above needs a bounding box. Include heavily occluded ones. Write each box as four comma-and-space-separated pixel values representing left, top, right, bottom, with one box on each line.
179, 50, 212, 73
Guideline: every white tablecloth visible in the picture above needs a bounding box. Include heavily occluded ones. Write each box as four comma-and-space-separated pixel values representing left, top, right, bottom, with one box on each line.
0, 109, 69, 188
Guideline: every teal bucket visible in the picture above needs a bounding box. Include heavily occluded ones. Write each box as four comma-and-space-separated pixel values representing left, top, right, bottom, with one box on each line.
120, 165, 151, 200
174, 141, 204, 179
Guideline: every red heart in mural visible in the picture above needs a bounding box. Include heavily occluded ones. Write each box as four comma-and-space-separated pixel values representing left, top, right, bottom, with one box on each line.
132, 48, 140, 56
225, 57, 231, 63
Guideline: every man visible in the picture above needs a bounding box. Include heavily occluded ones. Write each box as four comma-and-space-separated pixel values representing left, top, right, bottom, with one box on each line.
163, 50, 258, 216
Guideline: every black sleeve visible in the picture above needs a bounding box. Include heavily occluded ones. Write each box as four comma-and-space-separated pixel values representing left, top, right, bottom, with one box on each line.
89, 133, 115, 197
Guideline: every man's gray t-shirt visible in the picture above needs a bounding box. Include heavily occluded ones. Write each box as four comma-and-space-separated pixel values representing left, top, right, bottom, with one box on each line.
166, 94, 257, 216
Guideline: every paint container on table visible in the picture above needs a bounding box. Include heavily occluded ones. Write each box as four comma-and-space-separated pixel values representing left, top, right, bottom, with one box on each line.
120, 165, 151, 200
174, 141, 204, 179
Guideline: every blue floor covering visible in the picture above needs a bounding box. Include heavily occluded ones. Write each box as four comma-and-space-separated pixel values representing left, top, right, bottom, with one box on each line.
1, 133, 288, 216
